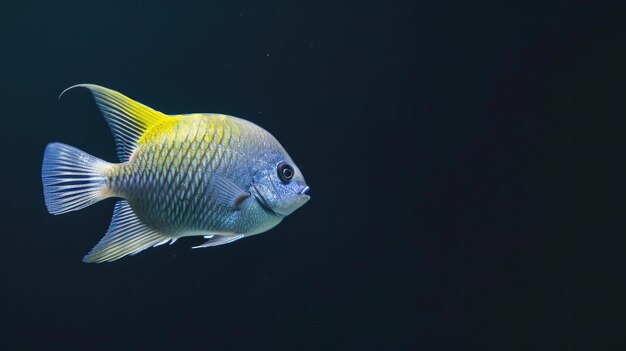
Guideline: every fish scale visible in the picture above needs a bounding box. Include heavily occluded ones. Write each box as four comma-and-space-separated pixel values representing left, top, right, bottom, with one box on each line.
112, 115, 238, 234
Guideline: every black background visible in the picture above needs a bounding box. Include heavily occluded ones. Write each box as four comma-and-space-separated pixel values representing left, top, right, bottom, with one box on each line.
0, 1, 623, 350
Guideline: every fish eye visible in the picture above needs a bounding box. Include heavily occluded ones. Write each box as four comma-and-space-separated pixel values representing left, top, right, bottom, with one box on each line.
277, 162, 294, 183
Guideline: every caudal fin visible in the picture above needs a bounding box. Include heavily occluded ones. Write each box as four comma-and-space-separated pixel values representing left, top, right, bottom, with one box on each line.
42, 143, 112, 215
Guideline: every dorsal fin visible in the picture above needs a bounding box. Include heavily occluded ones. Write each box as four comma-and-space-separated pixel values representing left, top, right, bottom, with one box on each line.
60, 84, 169, 162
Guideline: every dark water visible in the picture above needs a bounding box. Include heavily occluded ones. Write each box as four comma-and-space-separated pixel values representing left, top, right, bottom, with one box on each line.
0, 1, 622, 350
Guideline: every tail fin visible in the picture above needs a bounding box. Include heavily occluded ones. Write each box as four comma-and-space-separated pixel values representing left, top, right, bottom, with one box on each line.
42, 143, 112, 215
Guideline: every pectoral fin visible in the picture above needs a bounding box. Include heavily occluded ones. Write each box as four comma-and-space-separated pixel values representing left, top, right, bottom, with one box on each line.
191, 235, 244, 249
211, 174, 250, 209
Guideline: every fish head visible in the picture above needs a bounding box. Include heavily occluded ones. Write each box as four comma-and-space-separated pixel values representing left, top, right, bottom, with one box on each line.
251, 151, 310, 218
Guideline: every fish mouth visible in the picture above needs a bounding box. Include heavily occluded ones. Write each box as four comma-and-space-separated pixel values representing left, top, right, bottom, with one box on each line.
299, 186, 311, 202
299, 186, 310, 196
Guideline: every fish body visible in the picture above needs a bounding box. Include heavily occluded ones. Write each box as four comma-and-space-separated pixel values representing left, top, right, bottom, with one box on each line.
42, 85, 310, 263
110, 114, 283, 236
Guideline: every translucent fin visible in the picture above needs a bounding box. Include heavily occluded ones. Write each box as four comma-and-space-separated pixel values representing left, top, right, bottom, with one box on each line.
211, 174, 250, 209
83, 200, 169, 263
42, 143, 112, 215
192, 234, 244, 249
60, 84, 169, 162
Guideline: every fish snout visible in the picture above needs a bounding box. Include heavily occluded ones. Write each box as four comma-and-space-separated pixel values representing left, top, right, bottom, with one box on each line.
299, 185, 310, 195
298, 185, 311, 202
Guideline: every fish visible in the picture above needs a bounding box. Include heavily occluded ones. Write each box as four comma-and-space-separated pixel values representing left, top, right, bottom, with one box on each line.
41, 84, 310, 263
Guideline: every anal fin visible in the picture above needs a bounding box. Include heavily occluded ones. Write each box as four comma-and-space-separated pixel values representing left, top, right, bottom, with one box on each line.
192, 234, 244, 249
83, 200, 169, 263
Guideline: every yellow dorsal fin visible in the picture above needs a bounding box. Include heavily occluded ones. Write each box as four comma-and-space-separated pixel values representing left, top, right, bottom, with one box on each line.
60, 84, 169, 162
